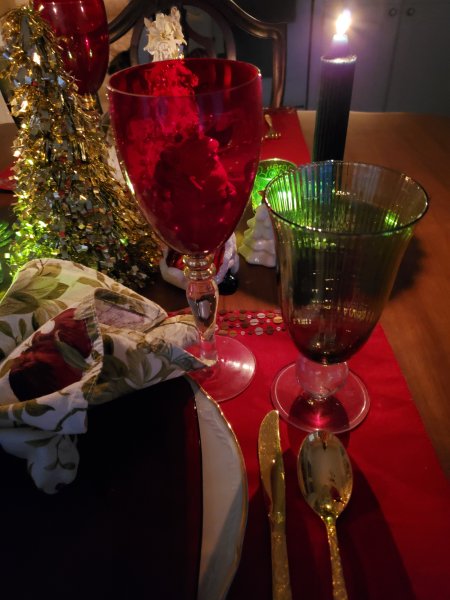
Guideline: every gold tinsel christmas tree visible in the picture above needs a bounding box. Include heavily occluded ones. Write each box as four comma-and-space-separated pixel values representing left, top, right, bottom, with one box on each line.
0, 3, 161, 288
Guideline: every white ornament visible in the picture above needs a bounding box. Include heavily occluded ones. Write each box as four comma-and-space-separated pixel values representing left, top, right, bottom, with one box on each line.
238, 204, 276, 268
144, 7, 186, 62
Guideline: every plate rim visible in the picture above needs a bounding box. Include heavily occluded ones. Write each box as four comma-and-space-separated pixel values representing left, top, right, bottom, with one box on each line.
187, 377, 248, 600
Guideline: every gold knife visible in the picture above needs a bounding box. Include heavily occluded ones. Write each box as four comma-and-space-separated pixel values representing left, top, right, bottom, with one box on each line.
258, 410, 293, 600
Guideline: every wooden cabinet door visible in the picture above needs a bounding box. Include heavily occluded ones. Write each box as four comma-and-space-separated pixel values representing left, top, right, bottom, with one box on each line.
386, 1, 450, 115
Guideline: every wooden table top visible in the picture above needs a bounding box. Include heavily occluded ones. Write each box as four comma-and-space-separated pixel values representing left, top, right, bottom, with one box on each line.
1, 110, 449, 478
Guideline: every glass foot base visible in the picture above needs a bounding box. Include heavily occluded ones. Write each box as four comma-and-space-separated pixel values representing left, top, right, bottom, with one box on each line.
189, 336, 256, 403
271, 362, 370, 433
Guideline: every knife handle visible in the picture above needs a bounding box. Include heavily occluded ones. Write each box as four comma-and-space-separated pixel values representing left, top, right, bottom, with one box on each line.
270, 526, 293, 600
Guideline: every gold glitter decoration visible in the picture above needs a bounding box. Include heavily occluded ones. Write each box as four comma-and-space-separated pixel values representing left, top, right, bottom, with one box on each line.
0, 3, 162, 288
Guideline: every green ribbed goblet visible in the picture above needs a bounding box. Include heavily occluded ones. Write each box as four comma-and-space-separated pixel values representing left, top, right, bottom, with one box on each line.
265, 161, 428, 433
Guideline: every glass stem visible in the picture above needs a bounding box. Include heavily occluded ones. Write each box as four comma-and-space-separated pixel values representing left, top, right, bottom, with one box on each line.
296, 355, 349, 400
184, 254, 218, 366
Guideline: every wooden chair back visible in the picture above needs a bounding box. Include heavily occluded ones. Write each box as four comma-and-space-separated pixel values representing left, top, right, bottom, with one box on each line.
108, 0, 288, 107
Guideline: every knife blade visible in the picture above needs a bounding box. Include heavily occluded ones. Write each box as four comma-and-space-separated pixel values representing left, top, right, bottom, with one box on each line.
258, 410, 293, 600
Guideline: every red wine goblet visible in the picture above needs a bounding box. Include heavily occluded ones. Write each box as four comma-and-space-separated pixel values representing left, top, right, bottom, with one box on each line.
34, 0, 109, 97
108, 58, 263, 401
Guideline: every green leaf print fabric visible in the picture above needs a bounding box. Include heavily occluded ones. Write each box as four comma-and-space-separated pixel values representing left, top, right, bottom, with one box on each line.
0, 259, 205, 493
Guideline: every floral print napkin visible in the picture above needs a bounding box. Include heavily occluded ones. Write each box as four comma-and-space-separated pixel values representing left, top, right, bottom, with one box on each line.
0, 258, 204, 493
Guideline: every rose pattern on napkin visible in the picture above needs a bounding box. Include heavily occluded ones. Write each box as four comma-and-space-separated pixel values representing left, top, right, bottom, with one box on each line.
0, 258, 205, 494
8, 307, 93, 401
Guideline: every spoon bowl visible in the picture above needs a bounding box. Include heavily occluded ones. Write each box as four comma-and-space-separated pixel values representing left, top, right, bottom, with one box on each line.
297, 430, 352, 600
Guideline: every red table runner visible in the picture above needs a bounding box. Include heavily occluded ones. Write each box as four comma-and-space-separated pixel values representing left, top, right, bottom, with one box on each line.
219, 315, 450, 600
260, 107, 310, 165
222, 111, 449, 599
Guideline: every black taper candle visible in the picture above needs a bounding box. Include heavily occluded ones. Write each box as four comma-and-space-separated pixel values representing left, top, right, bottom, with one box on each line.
313, 7, 356, 162
313, 52, 356, 162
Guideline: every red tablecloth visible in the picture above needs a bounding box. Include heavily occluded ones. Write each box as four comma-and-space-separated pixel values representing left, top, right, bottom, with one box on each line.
222, 111, 450, 599
219, 317, 450, 600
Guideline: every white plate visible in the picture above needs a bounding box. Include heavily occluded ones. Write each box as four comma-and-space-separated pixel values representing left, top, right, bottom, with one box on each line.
188, 379, 248, 600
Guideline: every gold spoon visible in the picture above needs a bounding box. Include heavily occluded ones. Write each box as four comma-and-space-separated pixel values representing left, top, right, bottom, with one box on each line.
297, 431, 353, 600
264, 113, 281, 139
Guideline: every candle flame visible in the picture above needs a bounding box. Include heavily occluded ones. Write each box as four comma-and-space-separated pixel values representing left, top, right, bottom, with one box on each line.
335, 9, 351, 37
